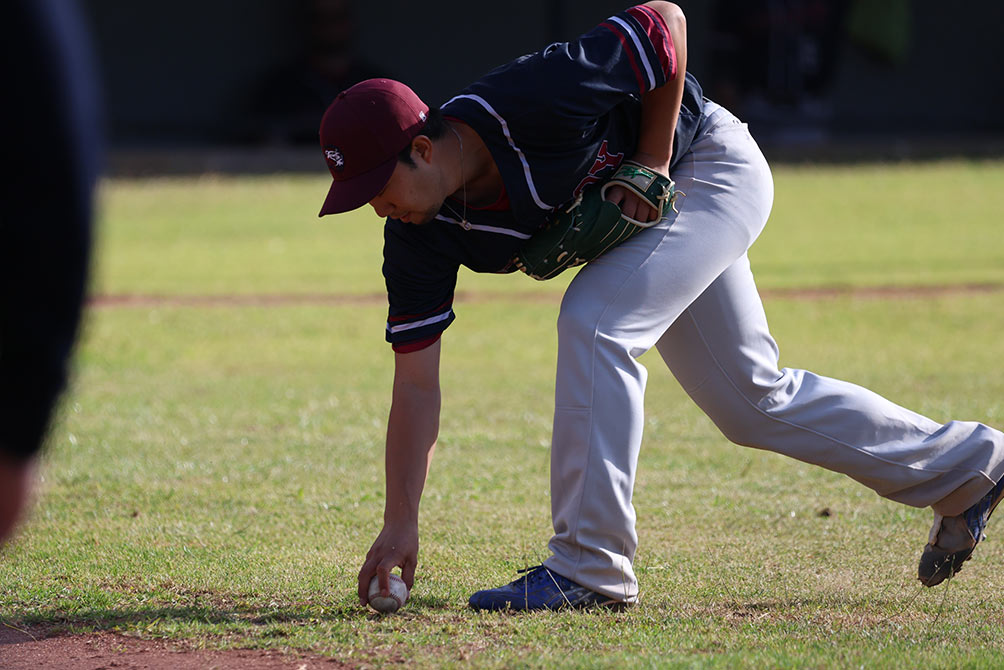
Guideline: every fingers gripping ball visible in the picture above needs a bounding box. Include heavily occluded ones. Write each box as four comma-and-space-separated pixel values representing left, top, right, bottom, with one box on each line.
368, 574, 409, 613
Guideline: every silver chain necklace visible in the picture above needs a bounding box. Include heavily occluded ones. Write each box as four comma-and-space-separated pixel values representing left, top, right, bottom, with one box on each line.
444, 124, 469, 227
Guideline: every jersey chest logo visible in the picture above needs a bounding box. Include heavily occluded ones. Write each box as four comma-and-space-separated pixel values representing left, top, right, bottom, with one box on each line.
573, 140, 624, 197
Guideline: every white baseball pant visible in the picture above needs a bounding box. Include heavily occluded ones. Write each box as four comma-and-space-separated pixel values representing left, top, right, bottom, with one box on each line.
543, 102, 1004, 603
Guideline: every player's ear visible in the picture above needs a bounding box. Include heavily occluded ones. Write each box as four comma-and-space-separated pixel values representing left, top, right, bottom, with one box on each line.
412, 135, 434, 164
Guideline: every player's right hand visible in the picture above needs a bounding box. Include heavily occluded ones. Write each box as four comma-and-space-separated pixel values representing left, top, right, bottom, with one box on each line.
357, 520, 419, 606
603, 184, 656, 223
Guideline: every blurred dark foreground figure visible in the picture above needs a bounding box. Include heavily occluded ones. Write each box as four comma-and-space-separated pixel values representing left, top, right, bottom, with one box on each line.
0, 0, 101, 545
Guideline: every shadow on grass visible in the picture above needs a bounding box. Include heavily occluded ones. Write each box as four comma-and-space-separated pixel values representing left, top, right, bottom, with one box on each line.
2, 594, 461, 640
696, 590, 944, 628
5, 590, 947, 645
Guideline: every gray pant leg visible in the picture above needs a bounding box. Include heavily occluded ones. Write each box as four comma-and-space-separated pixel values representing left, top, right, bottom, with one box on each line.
657, 254, 1004, 517
544, 105, 775, 601
543, 102, 1004, 602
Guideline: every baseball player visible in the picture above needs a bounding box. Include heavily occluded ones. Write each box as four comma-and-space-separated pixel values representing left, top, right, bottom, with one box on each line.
317, 2, 1004, 610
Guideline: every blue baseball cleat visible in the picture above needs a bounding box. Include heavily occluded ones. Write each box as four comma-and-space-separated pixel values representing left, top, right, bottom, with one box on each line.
468, 565, 627, 611
918, 476, 1004, 586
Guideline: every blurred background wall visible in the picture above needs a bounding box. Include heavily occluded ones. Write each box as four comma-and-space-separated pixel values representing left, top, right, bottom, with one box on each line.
79, 0, 1004, 168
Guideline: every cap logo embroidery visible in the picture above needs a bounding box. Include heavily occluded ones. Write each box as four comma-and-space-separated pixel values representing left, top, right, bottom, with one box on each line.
419, 110, 427, 122
325, 147, 345, 172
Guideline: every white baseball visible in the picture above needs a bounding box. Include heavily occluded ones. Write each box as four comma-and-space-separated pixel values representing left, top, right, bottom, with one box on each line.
367, 574, 409, 613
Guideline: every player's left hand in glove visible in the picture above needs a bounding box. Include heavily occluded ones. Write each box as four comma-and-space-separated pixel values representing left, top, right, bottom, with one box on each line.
513, 161, 678, 280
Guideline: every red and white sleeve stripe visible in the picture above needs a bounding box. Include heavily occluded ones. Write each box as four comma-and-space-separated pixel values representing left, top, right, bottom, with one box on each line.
386, 298, 454, 352
602, 5, 677, 93
626, 5, 677, 82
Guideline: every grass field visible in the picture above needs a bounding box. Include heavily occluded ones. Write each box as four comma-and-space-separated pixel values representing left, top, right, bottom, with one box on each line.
2, 160, 1004, 668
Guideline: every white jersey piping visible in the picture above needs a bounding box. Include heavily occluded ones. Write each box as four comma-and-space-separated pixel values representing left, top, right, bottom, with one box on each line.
608, 15, 656, 91
434, 213, 533, 239
444, 93, 552, 211
386, 310, 453, 334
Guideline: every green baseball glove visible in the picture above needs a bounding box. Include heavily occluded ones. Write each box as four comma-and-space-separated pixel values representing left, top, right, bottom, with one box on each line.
513, 161, 678, 280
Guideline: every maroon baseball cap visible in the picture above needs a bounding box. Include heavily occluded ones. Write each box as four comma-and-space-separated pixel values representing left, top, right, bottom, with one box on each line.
318, 79, 430, 217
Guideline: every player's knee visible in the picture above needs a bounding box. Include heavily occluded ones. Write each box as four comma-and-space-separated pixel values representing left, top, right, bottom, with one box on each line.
689, 378, 786, 448
556, 293, 602, 342
715, 418, 763, 448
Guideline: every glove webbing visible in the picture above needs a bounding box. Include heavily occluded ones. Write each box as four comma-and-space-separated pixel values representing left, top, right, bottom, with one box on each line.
522, 206, 640, 280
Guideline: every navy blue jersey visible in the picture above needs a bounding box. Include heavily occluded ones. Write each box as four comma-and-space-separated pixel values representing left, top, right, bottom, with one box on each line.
384, 5, 705, 352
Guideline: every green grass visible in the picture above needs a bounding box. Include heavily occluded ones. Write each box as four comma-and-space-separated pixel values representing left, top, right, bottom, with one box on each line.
2, 160, 1004, 668
93, 160, 1004, 296
755, 160, 1004, 289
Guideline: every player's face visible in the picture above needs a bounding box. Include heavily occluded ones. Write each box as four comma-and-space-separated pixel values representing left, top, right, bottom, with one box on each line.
368, 141, 445, 225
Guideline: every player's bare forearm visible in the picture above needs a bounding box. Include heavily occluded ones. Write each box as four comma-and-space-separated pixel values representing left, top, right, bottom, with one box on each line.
384, 339, 442, 526
635, 1, 687, 174
606, 1, 687, 223
357, 339, 441, 604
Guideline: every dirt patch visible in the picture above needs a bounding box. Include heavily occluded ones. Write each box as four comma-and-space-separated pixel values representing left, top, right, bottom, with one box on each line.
86, 283, 1004, 310
0, 626, 350, 670
86, 290, 565, 309
765, 282, 1004, 300
88, 293, 390, 308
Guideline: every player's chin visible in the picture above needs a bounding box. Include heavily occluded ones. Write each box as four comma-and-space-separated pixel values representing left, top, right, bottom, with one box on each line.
410, 210, 439, 226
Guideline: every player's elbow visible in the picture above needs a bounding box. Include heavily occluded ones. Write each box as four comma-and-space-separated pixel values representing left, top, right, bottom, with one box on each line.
644, 1, 686, 77
643, 1, 686, 30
